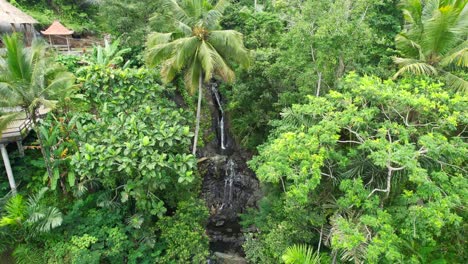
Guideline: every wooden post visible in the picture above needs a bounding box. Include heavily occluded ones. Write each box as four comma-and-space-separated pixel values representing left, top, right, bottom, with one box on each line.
16, 141, 24, 157
31, 24, 36, 39
22, 23, 29, 45
10, 23, 16, 33
0, 144, 16, 195
66, 36, 70, 53
49, 35, 53, 46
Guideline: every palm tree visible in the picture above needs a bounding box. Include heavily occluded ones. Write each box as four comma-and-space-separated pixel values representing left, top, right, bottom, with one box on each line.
145, 0, 250, 155
0, 34, 75, 179
393, 0, 468, 93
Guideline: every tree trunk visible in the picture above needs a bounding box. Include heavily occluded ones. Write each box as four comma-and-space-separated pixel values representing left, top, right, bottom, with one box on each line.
192, 74, 203, 156
316, 72, 322, 97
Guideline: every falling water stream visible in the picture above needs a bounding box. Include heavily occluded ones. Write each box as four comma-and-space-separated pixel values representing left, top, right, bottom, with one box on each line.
210, 83, 226, 150
202, 83, 260, 261
221, 159, 235, 210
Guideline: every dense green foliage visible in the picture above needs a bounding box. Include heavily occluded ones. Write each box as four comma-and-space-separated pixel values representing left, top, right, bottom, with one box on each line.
11, 0, 99, 33
223, 0, 403, 148
1, 0, 467, 263
1, 39, 209, 262
98, 0, 158, 48
244, 74, 467, 263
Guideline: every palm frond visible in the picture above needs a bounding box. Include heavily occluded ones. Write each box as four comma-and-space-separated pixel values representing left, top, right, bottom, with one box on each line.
441, 41, 468, 67
2, 34, 31, 82
159, 0, 193, 25
126, 214, 144, 229
204, 9, 223, 29
395, 33, 425, 60
184, 57, 201, 94
198, 41, 215, 81
146, 32, 173, 47
44, 72, 76, 97
26, 188, 63, 232
0, 112, 21, 133
282, 244, 321, 264
449, 1, 468, 35
161, 57, 179, 83
421, 0, 440, 22
0, 33, 75, 122
213, 0, 230, 14
393, 58, 438, 78
27, 187, 48, 208
400, 0, 423, 26
174, 37, 200, 70
209, 30, 251, 68
207, 42, 235, 82
146, 37, 194, 67
30, 207, 63, 232
444, 72, 468, 94
146, 0, 249, 94
96, 191, 120, 209
422, 4, 460, 55
182, 0, 203, 20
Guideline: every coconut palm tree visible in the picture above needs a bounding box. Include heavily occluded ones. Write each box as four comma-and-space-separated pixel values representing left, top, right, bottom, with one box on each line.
393, 0, 468, 93
145, 0, 250, 155
0, 34, 75, 179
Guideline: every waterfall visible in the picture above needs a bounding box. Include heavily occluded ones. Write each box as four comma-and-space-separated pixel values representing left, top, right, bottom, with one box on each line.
210, 84, 226, 150
222, 159, 235, 208
202, 82, 261, 257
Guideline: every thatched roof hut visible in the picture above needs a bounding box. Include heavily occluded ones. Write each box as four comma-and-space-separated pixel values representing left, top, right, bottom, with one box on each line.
0, 0, 38, 44
0, 0, 38, 24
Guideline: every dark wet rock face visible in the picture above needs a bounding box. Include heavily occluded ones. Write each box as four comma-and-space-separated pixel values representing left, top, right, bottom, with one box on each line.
201, 153, 260, 254
199, 82, 261, 258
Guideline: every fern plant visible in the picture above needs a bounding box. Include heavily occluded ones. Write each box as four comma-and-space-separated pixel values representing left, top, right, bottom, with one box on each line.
12, 244, 44, 264
0, 188, 63, 235
282, 244, 322, 264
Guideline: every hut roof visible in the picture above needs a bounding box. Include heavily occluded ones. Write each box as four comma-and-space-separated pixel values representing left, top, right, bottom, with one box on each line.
0, 0, 38, 24
41, 20, 74, 35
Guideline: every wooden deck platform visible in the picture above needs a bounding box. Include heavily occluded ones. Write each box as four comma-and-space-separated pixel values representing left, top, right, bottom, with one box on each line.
0, 106, 50, 144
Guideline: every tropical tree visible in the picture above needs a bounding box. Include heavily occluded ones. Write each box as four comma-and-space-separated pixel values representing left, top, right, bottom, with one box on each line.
0, 34, 75, 179
145, 0, 250, 155
245, 74, 467, 262
393, 0, 468, 92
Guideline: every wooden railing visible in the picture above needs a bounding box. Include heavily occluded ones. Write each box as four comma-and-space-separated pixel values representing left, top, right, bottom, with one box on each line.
0, 112, 33, 144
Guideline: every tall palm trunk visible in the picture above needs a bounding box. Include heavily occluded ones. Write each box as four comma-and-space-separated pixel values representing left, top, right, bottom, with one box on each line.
192, 73, 203, 155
